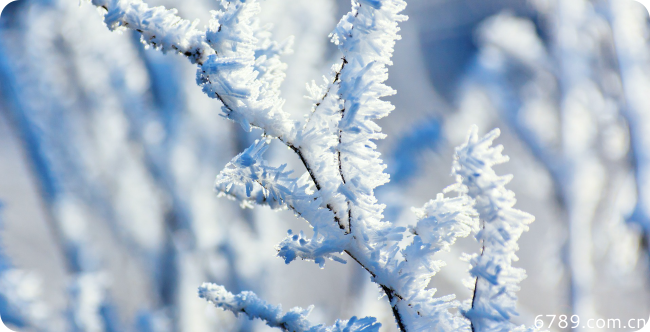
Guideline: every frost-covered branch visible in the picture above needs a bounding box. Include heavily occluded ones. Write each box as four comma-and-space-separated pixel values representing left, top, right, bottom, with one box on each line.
200, 0, 294, 136
215, 139, 350, 265
90, 0, 295, 139
215, 139, 308, 211
91, 0, 210, 64
453, 127, 534, 331
198, 283, 381, 332
384, 193, 478, 331
292, 0, 407, 240
86, 0, 540, 330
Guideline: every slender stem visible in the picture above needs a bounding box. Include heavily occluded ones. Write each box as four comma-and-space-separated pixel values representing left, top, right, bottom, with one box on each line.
302, 57, 348, 129
293, 2, 409, 328
345, 250, 407, 331
469, 218, 486, 332
338, 109, 352, 234
382, 285, 408, 332
286, 143, 345, 230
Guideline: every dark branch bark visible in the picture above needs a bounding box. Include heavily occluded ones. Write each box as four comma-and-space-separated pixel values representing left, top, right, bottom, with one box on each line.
469, 218, 486, 332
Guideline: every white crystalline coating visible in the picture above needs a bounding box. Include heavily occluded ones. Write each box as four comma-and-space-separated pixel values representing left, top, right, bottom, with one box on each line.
215, 139, 301, 210
200, 0, 294, 137
329, 0, 407, 247
379, 193, 478, 331
90, 0, 295, 139
292, 0, 408, 247
453, 126, 534, 331
91, 0, 210, 63
214, 140, 349, 265
198, 283, 381, 332
411, 193, 478, 252
276, 229, 348, 267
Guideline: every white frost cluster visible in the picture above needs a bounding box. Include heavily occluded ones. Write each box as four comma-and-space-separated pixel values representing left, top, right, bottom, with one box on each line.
92, 0, 294, 138
200, 0, 293, 136
198, 283, 380, 332
453, 127, 534, 331
91, 0, 209, 63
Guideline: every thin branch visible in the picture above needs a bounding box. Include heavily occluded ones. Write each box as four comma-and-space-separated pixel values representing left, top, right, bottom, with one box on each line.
382, 285, 408, 332
303, 57, 348, 129
286, 142, 346, 230
469, 220, 486, 332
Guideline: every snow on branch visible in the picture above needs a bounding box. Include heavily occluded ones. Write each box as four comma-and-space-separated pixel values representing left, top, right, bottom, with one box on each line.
198, 283, 381, 332
215, 139, 304, 210
90, 0, 295, 139
330, 0, 407, 245
399, 194, 478, 297
276, 229, 348, 267
215, 139, 335, 230
215, 140, 350, 266
200, 0, 294, 136
411, 193, 478, 253
292, 0, 408, 241
453, 127, 534, 331
90, 0, 209, 64
369, 194, 478, 331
